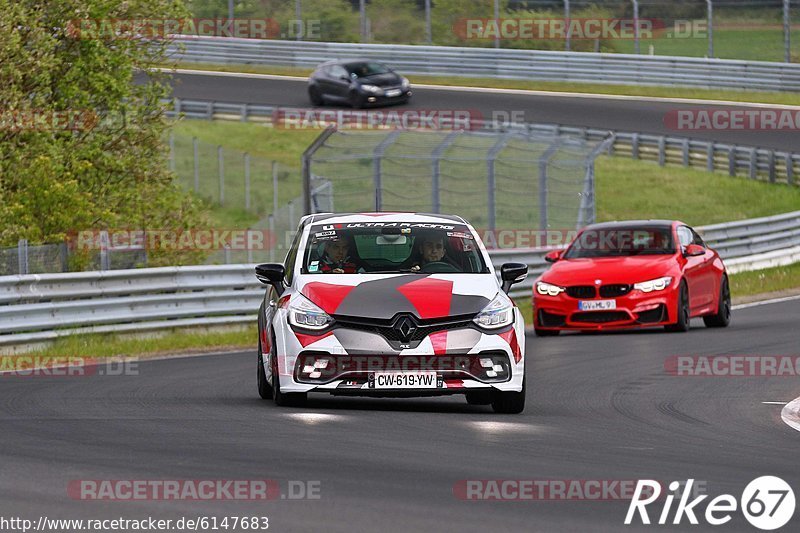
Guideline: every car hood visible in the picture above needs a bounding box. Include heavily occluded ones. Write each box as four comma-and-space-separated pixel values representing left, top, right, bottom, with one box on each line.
358, 72, 402, 87
540, 255, 678, 286
295, 274, 497, 320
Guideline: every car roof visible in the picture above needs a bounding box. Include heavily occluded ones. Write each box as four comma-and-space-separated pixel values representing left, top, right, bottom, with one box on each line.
318, 59, 382, 68
305, 212, 467, 226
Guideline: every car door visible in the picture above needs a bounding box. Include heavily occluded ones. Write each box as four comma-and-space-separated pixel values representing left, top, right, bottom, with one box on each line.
678, 225, 715, 311
689, 227, 717, 309
326, 64, 352, 100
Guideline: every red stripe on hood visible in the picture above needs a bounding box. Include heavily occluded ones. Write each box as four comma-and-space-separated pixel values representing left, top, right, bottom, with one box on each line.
396, 278, 453, 319
301, 282, 356, 315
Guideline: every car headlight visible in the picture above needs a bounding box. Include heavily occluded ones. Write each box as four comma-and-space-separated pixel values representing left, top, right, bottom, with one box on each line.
633, 276, 673, 293
360, 84, 383, 94
401, 77, 410, 89
288, 294, 334, 330
473, 292, 514, 329
536, 281, 566, 296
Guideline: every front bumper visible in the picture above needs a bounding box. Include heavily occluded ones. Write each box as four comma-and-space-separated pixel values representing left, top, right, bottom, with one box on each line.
533, 283, 680, 331
361, 88, 411, 106
270, 309, 525, 395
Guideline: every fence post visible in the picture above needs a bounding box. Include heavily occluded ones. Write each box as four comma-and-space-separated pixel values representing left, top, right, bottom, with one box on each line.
372, 131, 401, 211
658, 136, 666, 166
487, 133, 512, 233
564, 0, 571, 52
707, 0, 714, 57
538, 141, 561, 231
193, 137, 199, 193
288, 200, 295, 230
269, 214, 276, 262
431, 132, 460, 214
218, 145, 225, 205
168, 132, 175, 172
295, 0, 302, 41
632, 0, 640, 54
786, 153, 794, 185
272, 161, 279, 215
749, 147, 758, 180
241, 103, 248, 122
99, 231, 110, 271
17, 239, 28, 275
425, 0, 432, 44
244, 153, 251, 211
631, 133, 640, 159
784, 0, 791, 63
59, 242, 69, 272
494, 0, 500, 49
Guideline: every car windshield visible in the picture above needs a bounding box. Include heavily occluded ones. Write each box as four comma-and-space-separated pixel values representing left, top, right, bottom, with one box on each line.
301, 223, 488, 274
345, 62, 391, 78
563, 226, 675, 258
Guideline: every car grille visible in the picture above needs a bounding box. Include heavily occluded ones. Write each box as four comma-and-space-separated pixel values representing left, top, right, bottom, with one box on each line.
599, 284, 632, 298
571, 311, 630, 323
566, 286, 596, 299
333, 314, 475, 344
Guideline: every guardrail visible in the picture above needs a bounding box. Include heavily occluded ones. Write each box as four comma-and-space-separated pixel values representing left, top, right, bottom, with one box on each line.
2, 211, 799, 346
166, 98, 799, 185
166, 36, 800, 92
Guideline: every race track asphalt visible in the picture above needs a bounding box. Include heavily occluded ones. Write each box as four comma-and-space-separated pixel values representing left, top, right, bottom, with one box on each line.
1, 299, 798, 532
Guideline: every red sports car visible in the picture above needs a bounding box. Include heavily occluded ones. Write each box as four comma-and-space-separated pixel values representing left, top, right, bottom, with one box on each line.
532, 220, 731, 335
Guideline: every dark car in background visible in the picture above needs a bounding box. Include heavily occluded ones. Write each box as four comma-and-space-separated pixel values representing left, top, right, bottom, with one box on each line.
308, 60, 412, 108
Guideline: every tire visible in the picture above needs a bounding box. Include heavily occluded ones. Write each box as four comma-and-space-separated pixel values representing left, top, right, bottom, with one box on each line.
665, 281, 690, 333
271, 347, 307, 407
349, 90, 365, 109
465, 391, 492, 405
257, 337, 273, 400
308, 86, 323, 106
491, 377, 526, 414
703, 275, 731, 328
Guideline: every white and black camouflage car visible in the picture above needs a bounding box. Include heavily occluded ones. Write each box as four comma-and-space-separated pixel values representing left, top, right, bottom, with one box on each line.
255, 213, 529, 413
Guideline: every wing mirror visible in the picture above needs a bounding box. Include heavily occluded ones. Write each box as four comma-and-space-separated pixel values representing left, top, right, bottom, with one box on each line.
255, 263, 286, 294
683, 244, 705, 257
544, 250, 563, 263
500, 263, 528, 294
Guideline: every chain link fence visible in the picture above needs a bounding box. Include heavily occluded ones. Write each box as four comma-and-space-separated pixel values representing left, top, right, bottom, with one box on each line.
191, 0, 796, 62
303, 127, 611, 235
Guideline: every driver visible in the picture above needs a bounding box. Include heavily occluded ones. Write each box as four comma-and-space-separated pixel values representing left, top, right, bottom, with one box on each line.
410, 235, 446, 272
320, 238, 360, 273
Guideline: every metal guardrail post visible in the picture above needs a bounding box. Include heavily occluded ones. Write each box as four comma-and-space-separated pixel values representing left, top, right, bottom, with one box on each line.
707, 0, 714, 58
244, 153, 251, 210
658, 136, 666, 166
288, 200, 296, 231
193, 137, 199, 193
494, 0, 501, 49
272, 161, 279, 215
707, 143, 715, 172
99, 231, 110, 271
787, 154, 795, 185
425, 0, 432, 44
631, 133, 639, 159
241, 103, 248, 122
784, 0, 792, 63
632, 0, 640, 54
728, 147, 736, 176
768, 151, 776, 183
218, 145, 225, 205
564, 0, 571, 52
206, 101, 213, 119
17, 239, 28, 275
302, 126, 337, 215
682, 138, 690, 167
749, 148, 758, 180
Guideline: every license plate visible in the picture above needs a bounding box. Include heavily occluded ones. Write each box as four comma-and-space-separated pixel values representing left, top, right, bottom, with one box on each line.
579, 300, 617, 311
385, 89, 402, 97
369, 371, 439, 389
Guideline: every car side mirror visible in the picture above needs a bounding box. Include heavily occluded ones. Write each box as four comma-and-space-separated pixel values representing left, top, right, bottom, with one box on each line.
683, 244, 705, 257
500, 263, 528, 294
255, 263, 286, 293
544, 250, 563, 263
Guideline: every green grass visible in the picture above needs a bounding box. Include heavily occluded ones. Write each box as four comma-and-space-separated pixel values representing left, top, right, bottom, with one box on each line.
166, 62, 800, 107
594, 156, 800, 226
0, 326, 257, 359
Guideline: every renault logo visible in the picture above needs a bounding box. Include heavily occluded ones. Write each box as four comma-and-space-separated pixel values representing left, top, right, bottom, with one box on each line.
394, 316, 417, 341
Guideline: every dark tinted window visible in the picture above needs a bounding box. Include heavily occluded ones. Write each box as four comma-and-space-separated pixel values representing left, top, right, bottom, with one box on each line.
564, 226, 675, 258
344, 62, 391, 78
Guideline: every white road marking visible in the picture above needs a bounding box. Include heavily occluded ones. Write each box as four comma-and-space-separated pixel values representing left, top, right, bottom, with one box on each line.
160, 68, 800, 109
762, 401, 790, 405
732, 294, 800, 310
780, 397, 800, 433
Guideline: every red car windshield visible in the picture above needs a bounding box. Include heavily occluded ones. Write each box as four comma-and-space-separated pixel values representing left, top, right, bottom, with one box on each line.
564, 227, 675, 258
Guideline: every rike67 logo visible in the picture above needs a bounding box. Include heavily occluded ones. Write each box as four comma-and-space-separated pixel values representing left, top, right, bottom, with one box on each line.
625, 477, 795, 530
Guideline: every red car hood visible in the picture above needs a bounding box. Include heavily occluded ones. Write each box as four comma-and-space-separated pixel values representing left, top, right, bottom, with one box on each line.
541, 255, 678, 286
